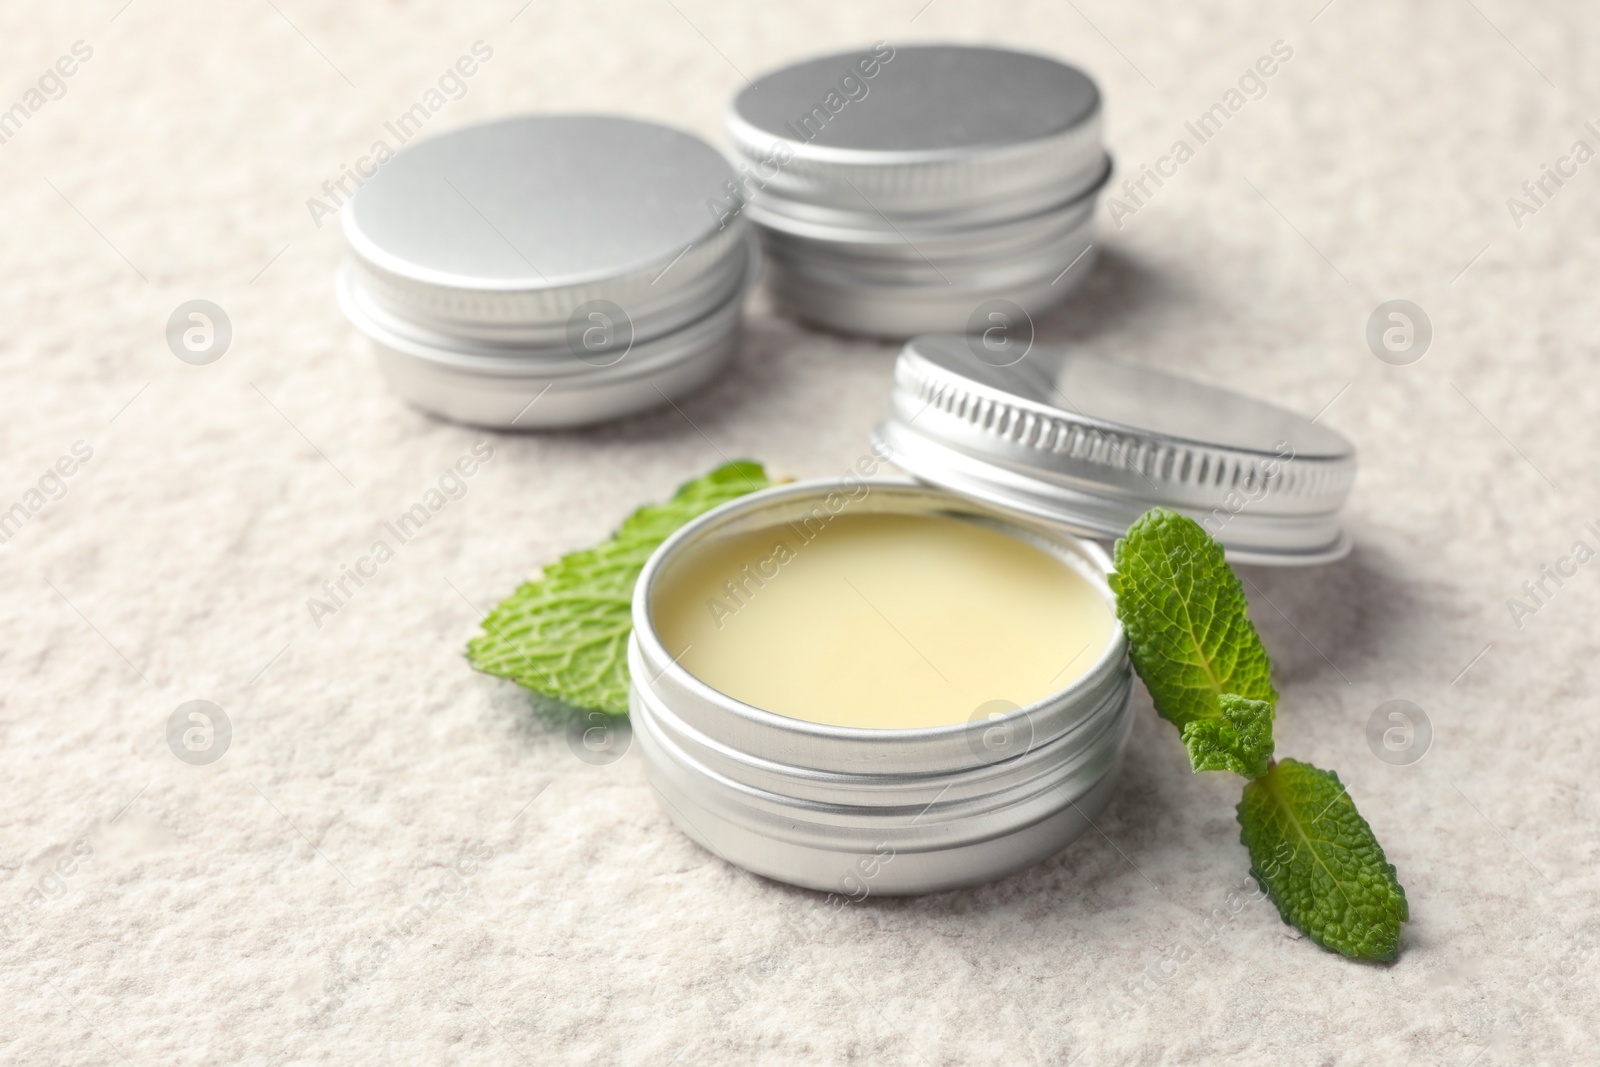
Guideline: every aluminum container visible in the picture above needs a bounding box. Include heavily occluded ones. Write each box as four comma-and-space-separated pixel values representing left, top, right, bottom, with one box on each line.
339, 114, 753, 429
629, 479, 1132, 896
727, 45, 1111, 337
875, 336, 1360, 564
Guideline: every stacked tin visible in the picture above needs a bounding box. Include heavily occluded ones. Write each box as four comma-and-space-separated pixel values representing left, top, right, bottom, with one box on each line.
339, 115, 756, 429
727, 44, 1111, 338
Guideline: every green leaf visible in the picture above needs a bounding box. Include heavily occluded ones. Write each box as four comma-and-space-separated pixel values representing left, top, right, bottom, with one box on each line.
1107, 507, 1277, 729
1181, 694, 1274, 778
1237, 759, 1409, 961
466, 461, 770, 714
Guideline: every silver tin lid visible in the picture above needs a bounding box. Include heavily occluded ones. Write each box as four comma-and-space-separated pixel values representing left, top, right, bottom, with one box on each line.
872, 336, 1358, 564
342, 115, 746, 348
727, 45, 1105, 223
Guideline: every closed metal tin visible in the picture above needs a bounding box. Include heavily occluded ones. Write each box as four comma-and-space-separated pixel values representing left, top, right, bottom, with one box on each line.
629, 479, 1133, 895
339, 114, 752, 428
727, 45, 1111, 337
874, 336, 1360, 564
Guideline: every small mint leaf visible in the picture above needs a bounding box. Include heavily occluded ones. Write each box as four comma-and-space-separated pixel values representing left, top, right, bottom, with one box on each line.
1181, 694, 1274, 778
1107, 507, 1277, 728
466, 461, 770, 714
1237, 759, 1409, 961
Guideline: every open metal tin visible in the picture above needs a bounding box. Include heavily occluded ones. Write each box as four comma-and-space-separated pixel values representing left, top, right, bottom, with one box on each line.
630, 479, 1132, 896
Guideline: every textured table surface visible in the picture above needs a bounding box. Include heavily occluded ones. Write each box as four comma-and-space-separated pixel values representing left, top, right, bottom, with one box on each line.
2, 2, 1596, 1064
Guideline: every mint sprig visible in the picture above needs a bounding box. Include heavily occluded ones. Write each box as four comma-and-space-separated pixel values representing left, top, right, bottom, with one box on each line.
1238, 759, 1409, 961
466, 461, 770, 714
1110, 506, 1407, 961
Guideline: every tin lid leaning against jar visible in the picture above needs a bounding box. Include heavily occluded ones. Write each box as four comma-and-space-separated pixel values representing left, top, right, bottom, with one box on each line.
725, 45, 1112, 337
872, 336, 1359, 564
337, 115, 755, 429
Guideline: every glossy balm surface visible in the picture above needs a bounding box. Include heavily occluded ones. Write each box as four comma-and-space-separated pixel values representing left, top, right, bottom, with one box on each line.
651, 511, 1114, 729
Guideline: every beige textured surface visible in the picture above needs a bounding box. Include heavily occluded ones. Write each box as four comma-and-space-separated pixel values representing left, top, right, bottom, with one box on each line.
2, 2, 1596, 1064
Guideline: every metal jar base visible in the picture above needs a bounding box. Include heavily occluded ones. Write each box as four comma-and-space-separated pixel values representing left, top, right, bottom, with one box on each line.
365, 323, 739, 430
340, 262, 746, 430
633, 686, 1130, 896
762, 245, 1097, 339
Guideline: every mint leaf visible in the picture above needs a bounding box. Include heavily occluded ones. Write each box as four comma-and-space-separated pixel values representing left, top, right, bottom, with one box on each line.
1237, 759, 1408, 961
1109, 508, 1408, 961
466, 461, 770, 714
1181, 694, 1274, 778
1107, 507, 1276, 729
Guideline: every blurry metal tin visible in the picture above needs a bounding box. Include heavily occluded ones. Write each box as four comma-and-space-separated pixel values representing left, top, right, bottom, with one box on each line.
339, 114, 752, 426
874, 336, 1359, 564
726, 45, 1111, 337
629, 479, 1133, 895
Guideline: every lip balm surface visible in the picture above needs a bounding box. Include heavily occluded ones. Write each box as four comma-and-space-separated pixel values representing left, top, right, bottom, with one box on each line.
650, 511, 1114, 729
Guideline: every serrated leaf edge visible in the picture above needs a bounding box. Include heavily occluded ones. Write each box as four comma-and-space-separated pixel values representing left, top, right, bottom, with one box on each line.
464, 461, 769, 716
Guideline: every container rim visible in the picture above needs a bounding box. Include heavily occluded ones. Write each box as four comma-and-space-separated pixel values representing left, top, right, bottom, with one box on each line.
630, 476, 1128, 744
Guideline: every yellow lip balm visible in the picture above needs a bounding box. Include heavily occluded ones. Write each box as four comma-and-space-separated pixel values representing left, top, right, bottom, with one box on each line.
651, 511, 1115, 729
